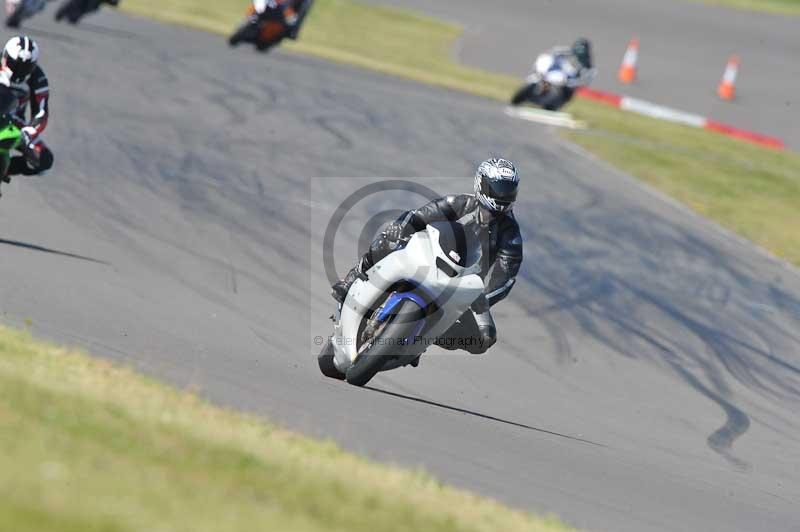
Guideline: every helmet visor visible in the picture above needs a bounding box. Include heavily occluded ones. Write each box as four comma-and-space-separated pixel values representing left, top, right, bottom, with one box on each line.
479, 178, 517, 211
5, 56, 34, 81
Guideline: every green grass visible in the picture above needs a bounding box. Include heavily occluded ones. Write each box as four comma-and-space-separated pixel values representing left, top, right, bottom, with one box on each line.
0, 325, 571, 532
565, 101, 800, 265
687, 0, 800, 15
120, 0, 800, 266
121, 0, 518, 99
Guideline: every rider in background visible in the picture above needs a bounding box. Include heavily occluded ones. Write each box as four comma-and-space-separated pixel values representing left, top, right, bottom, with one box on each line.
331, 158, 523, 355
252, 0, 314, 39
1, 35, 52, 176
5, 0, 46, 28
540, 37, 595, 91
513, 38, 596, 109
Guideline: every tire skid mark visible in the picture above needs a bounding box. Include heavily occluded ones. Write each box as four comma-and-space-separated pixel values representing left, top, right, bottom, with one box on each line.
312, 115, 355, 150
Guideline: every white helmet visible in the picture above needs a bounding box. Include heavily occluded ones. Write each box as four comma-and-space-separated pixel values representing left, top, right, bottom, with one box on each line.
2, 35, 39, 82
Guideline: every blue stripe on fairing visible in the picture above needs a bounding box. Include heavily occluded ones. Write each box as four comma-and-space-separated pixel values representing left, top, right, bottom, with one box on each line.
376, 291, 426, 322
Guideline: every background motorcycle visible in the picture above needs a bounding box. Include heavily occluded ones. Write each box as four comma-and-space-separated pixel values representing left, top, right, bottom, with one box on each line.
229, 1, 292, 52
510, 70, 575, 112
318, 220, 486, 387
55, 0, 118, 25
510, 51, 589, 112
5, 0, 47, 28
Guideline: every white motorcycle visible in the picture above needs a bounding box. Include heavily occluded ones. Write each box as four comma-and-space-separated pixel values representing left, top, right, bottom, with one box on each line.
510, 51, 592, 111
318, 219, 486, 387
5, 0, 47, 28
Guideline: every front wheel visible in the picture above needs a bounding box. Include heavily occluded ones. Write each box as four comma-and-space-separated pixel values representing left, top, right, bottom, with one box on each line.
317, 339, 345, 380
229, 20, 257, 47
345, 300, 425, 387
511, 84, 535, 106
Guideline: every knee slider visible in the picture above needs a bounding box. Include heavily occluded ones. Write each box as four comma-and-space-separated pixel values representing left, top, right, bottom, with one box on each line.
480, 326, 497, 350
467, 326, 496, 355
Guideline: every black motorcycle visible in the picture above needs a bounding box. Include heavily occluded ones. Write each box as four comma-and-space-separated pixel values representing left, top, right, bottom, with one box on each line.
229, 7, 289, 53
55, 0, 119, 24
229, 0, 312, 52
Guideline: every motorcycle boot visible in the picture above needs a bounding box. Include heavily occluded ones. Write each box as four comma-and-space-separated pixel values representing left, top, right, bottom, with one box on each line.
331, 256, 370, 304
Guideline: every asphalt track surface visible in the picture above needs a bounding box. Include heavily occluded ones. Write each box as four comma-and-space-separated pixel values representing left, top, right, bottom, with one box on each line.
366, 0, 800, 150
2, 9, 800, 532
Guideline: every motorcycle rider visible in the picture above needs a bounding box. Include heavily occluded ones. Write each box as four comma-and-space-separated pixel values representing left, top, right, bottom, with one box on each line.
332, 158, 523, 355
55, 0, 121, 24
1, 35, 53, 177
512, 38, 596, 109
252, 0, 314, 40
5, 0, 46, 28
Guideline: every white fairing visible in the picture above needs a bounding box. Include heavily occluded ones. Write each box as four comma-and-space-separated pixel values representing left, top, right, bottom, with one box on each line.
534, 53, 554, 76
332, 224, 484, 371
544, 69, 567, 87
531, 51, 585, 88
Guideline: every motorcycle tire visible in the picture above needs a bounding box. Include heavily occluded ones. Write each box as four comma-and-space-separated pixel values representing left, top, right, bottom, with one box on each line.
229, 21, 256, 47
540, 94, 564, 112
317, 339, 345, 380
345, 299, 425, 387
510, 84, 535, 106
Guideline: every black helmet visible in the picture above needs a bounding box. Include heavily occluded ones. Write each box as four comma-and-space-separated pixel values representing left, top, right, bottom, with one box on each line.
572, 38, 592, 69
2, 35, 39, 83
474, 158, 519, 214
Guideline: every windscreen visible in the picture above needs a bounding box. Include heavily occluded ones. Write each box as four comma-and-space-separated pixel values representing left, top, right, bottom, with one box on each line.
430, 220, 482, 268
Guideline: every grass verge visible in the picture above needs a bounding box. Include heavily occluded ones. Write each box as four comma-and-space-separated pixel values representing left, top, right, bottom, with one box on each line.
686, 0, 800, 15
121, 0, 517, 100
121, 0, 800, 266
0, 325, 570, 532
564, 101, 800, 265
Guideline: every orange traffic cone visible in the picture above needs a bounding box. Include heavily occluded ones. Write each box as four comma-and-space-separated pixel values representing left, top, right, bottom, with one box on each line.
618, 37, 639, 84
717, 55, 739, 101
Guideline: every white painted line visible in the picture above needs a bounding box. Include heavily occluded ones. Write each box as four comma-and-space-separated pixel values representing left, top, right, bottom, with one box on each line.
620, 97, 706, 128
504, 107, 587, 130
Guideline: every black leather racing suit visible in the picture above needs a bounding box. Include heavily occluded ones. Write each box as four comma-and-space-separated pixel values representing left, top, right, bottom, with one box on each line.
353, 194, 523, 354
254, 0, 314, 39
6, 64, 54, 176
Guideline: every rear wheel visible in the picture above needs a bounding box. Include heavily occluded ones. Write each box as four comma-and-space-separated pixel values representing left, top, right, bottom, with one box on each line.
345, 300, 425, 387
255, 24, 286, 52
317, 339, 345, 380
